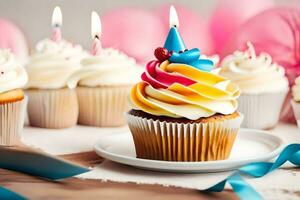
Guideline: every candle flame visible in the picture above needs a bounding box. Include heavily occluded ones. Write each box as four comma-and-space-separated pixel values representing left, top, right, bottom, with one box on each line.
169, 5, 179, 28
91, 11, 102, 39
52, 6, 62, 27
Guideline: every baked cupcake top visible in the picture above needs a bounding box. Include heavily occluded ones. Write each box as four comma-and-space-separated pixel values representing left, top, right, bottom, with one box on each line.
67, 48, 142, 88
26, 39, 87, 89
220, 42, 289, 94
130, 47, 240, 120
292, 76, 300, 102
0, 49, 28, 94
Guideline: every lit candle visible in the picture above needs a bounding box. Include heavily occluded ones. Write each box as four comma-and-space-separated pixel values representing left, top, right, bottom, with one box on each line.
163, 5, 186, 52
51, 6, 62, 42
90, 11, 102, 56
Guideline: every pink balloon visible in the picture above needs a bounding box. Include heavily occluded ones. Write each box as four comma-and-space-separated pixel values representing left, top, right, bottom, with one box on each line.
101, 8, 165, 64
223, 7, 300, 123
210, 0, 274, 54
0, 19, 28, 63
155, 4, 213, 55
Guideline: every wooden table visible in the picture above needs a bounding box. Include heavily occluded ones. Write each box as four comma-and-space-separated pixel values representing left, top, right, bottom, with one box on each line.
0, 151, 238, 200
2, 123, 299, 200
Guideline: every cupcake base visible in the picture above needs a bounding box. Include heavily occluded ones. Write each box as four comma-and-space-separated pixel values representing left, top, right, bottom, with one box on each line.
0, 97, 27, 146
76, 85, 131, 127
26, 88, 79, 129
126, 110, 243, 162
238, 91, 287, 129
291, 100, 300, 128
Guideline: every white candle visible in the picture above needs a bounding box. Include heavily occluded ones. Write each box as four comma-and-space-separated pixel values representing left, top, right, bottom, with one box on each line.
51, 6, 62, 42
91, 11, 102, 55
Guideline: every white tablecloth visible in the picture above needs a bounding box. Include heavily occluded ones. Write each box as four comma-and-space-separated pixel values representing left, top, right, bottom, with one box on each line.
22, 123, 300, 199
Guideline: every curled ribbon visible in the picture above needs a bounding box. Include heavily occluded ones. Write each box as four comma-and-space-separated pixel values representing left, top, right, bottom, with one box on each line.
207, 143, 300, 200
169, 48, 214, 71
0, 144, 299, 200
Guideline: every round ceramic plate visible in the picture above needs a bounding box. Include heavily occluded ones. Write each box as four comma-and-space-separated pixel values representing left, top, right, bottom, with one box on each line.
94, 129, 284, 173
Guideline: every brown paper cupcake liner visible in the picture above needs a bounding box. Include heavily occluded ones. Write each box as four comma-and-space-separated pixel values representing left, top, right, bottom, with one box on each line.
126, 112, 243, 162
76, 86, 131, 127
0, 97, 27, 146
26, 88, 79, 129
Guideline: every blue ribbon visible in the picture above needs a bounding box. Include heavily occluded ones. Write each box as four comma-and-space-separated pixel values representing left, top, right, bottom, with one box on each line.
0, 147, 90, 200
169, 48, 214, 71
0, 144, 299, 200
0, 187, 26, 200
207, 143, 300, 200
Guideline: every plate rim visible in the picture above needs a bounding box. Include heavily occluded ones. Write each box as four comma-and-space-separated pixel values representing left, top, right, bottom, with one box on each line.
94, 128, 284, 171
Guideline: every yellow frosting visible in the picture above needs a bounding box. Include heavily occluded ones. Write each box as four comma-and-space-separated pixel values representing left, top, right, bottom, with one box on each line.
130, 60, 240, 120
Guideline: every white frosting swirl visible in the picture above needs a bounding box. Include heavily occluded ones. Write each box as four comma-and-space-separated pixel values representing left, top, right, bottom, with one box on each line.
292, 76, 300, 102
220, 42, 288, 94
26, 39, 87, 89
67, 48, 143, 88
0, 49, 28, 93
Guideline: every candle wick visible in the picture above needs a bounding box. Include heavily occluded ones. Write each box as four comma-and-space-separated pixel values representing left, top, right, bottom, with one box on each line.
54, 24, 60, 28
95, 35, 100, 39
173, 25, 177, 28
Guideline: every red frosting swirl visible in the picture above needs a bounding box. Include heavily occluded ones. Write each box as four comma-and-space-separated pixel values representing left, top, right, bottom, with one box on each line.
141, 60, 195, 89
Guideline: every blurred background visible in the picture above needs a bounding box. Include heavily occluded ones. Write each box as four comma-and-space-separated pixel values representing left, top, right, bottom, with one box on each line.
0, 0, 300, 123
0, 0, 298, 48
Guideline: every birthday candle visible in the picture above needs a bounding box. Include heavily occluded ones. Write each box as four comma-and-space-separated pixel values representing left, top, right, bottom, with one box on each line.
163, 5, 186, 53
51, 6, 62, 42
90, 11, 102, 56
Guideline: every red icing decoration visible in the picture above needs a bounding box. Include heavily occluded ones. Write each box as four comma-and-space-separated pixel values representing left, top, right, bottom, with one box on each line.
154, 47, 170, 62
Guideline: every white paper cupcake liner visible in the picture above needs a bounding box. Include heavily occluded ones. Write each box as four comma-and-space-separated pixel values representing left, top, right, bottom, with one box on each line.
291, 100, 300, 128
126, 112, 243, 162
76, 86, 131, 127
26, 88, 79, 129
238, 90, 288, 129
0, 97, 27, 146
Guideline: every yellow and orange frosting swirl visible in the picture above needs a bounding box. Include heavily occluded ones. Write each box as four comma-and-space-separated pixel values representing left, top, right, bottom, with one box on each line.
130, 60, 240, 120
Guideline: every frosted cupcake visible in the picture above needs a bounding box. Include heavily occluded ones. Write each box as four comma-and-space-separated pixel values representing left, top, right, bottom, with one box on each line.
0, 49, 28, 146
220, 42, 289, 129
291, 76, 300, 128
126, 11, 243, 162
68, 48, 142, 127
26, 39, 87, 129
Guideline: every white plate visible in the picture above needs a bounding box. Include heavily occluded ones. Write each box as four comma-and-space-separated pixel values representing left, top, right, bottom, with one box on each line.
94, 129, 283, 173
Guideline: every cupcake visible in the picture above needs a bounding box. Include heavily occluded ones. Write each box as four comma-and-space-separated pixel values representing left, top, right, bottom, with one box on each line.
291, 76, 300, 128
0, 49, 28, 146
220, 42, 289, 129
26, 39, 87, 129
126, 18, 243, 161
67, 48, 142, 127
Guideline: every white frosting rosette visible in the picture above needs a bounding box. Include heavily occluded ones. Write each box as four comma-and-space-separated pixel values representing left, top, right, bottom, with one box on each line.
26, 39, 87, 89
67, 48, 142, 88
220, 43, 288, 129
0, 49, 28, 93
220, 42, 288, 94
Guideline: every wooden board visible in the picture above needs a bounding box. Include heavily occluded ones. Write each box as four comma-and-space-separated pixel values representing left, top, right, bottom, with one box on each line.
0, 151, 238, 200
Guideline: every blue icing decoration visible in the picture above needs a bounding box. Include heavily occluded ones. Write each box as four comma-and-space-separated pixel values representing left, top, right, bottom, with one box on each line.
163, 27, 186, 52
169, 48, 214, 71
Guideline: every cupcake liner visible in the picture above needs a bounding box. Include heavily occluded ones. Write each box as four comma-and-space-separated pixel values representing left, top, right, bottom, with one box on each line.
291, 100, 300, 128
77, 86, 131, 127
126, 112, 243, 162
0, 97, 27, 146
26, 88, 79, 129
238, 90, 288, 129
